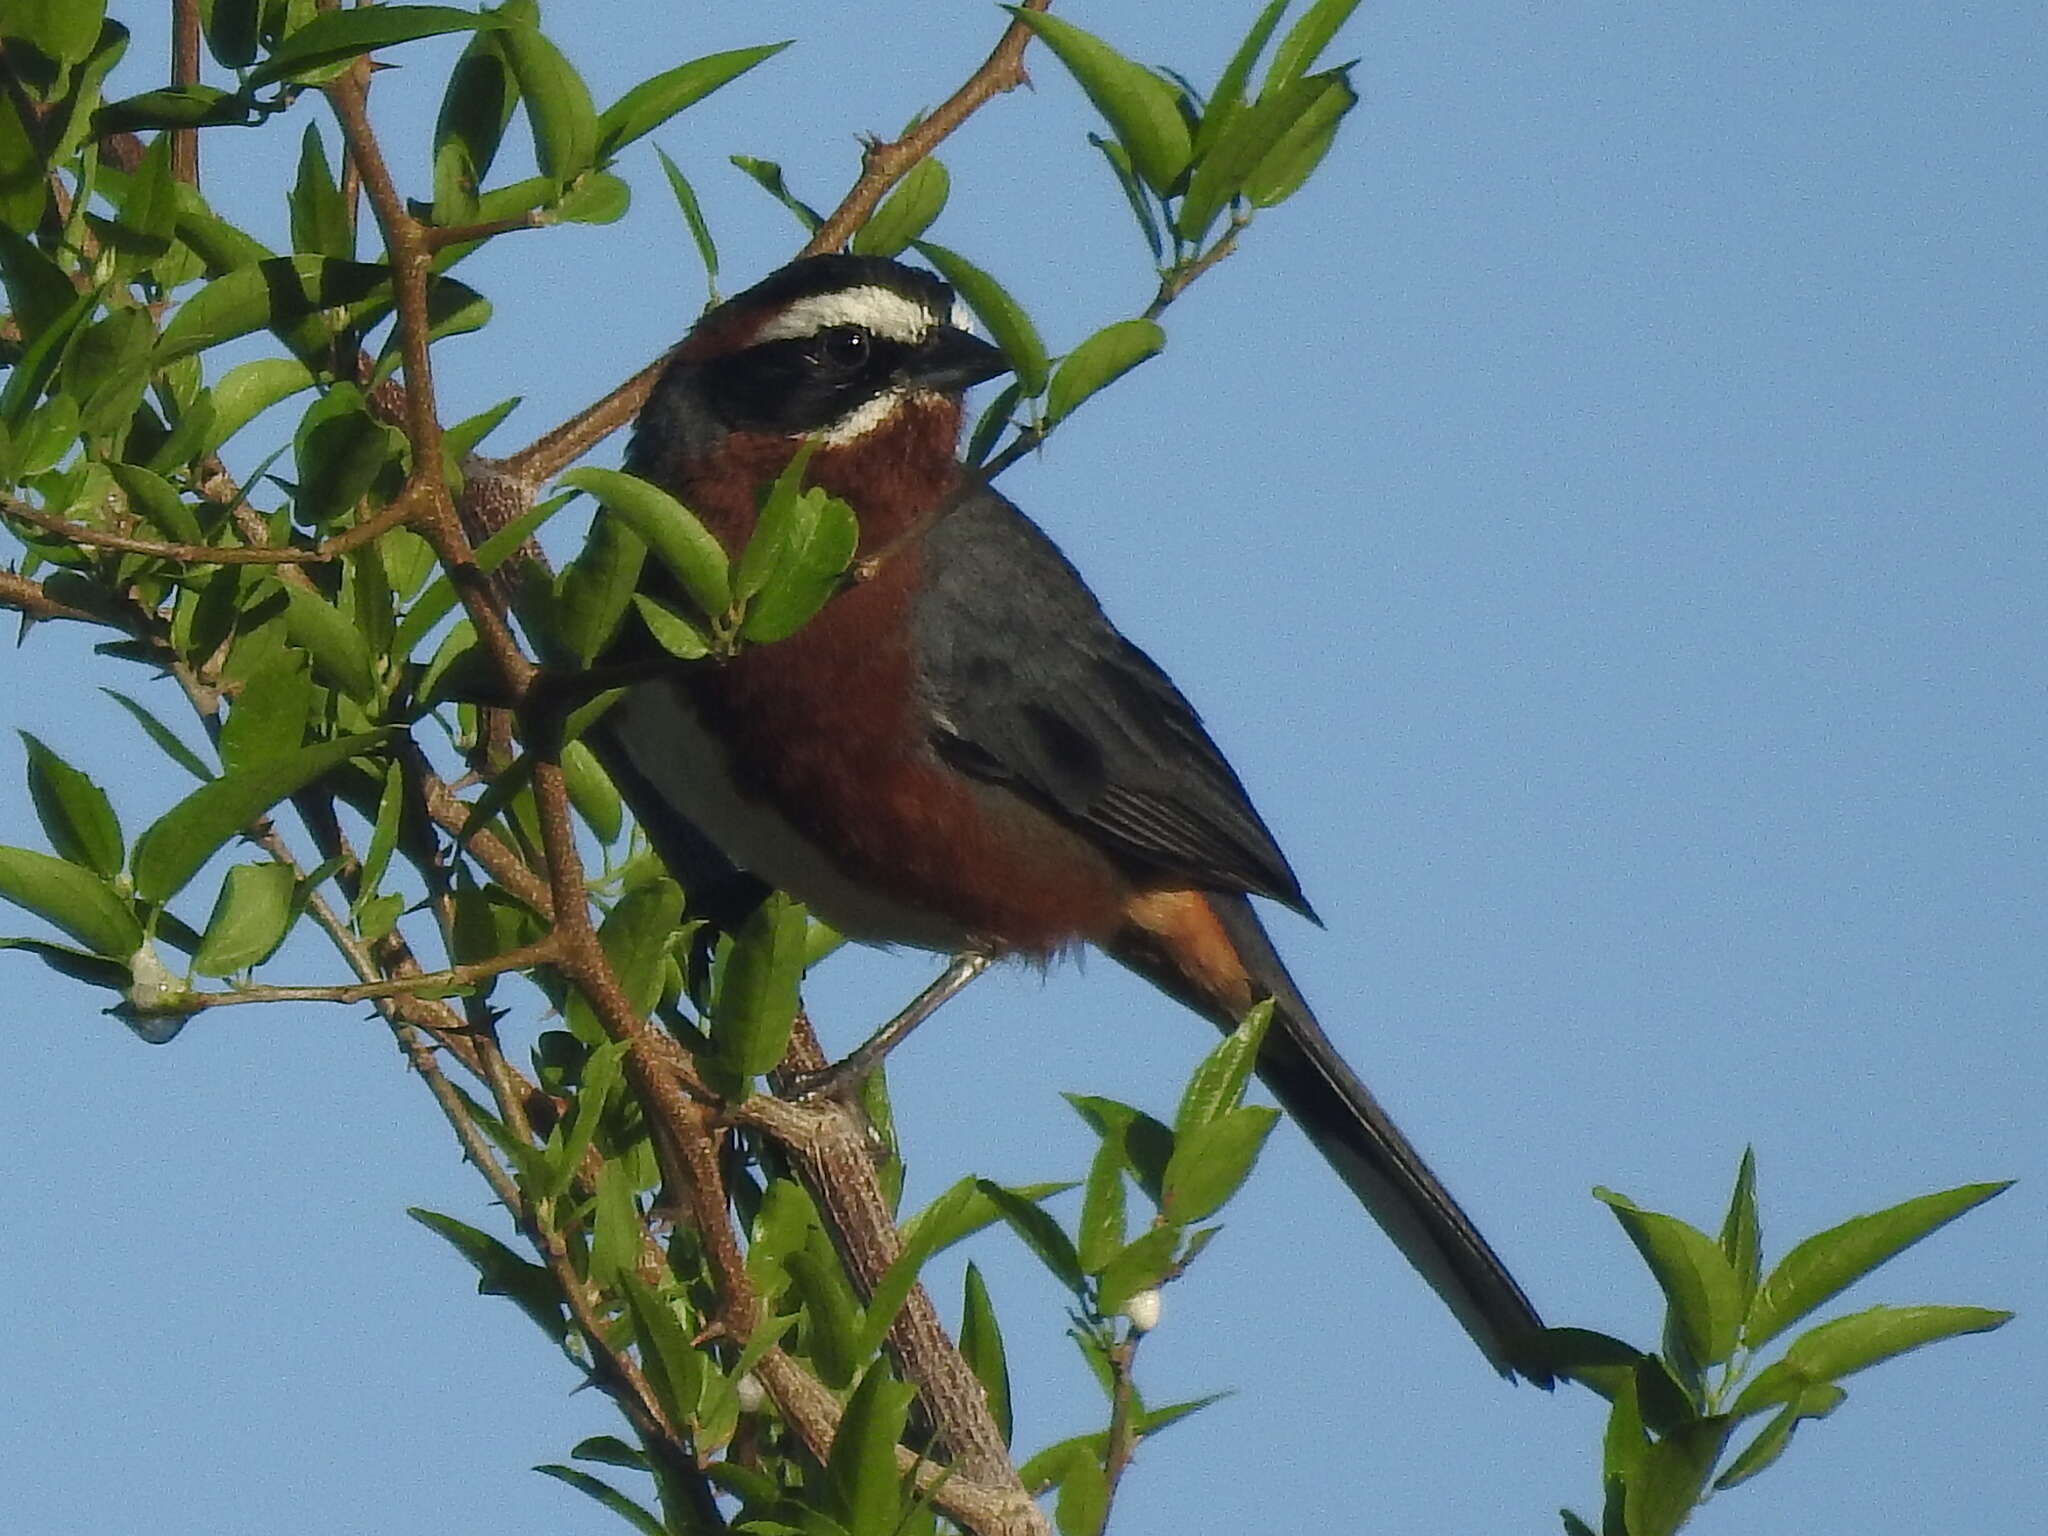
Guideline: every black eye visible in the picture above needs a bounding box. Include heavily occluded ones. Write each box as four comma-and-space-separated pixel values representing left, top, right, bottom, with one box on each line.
816, 326, 871, 368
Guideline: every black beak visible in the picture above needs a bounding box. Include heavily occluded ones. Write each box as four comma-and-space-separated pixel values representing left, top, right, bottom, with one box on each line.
901, 325, 1011, 393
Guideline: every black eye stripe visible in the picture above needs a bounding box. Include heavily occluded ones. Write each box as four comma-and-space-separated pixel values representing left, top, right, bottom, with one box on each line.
701, 330, 917, 435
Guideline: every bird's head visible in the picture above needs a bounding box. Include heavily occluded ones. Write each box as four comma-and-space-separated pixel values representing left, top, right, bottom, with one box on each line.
628, 256, 1011, 511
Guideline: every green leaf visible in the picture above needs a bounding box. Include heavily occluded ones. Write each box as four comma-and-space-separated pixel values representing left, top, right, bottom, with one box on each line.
199, 0, 262, 70
629, 592, 710, 660
560, 738, 622, 845
1776, 1304, 2010, 1393
6, 0, 107, 63
0, 936, 131, 990
1744, 1181, 2011, 1350
553, 169, 629, 225
1622, 1417, 1729, 1536
1720, 1146, 1762, 1314
1174, 998, 1271, 1134
431, 27, 519, 223
1177, 70, 1336, 243
1714, 1384, 1844, 1491
728, 154, 822, 232
219, 649, 312, 772
1243, 68, 1356, 208
976, 1178, 1085, 1296
112, 132, 179, 257
712, 890, 806, 1076
1161, 1104, 1278, 1224
852, 158, 950, 258
1077, 1138, 1128, 1274
732, 443, 818, 603
408, 1206, 567, 1342
532, 1466, 666, 1536
597, 876, 684, 1017
92, 84, 255, 134
498, 17, 598, 189
157, 255, 388, 364
738, 489, 858, 644
191, 861, 298, 975
1540, 1326, 1644, 1402
594, 41, 791, 161
0, 844, 142, 957
653, 147, 718, 299
965, 379, 1023, 468
275, 580, 379, 702
828, 1362, 915, 1536
355, 759, 405, 903
959, 1262, 1012, 1446
21, 732, 123, 879
571, 1436, 647, 1472
1095, 1223, 1180, 1318
204, 356, 316, 455
5, 292, 95, 434
1088, 133, 1163, 260
1045, 318, 1164, 426
1262, 0, 1363, 96
289, 124, 353, 260
392, 488, 571, 659
247, 5, 493, 89
0, 225, 77, 341
585, 1153, 643, 1286
46, 17, 129, 169
539, 1037, 626, 1199
1194, 0, 1290, 157
132, 731, 387, 903
914, 240, 1048, 397
562, 466, 731, 621
1595, 1188, 1745, 1368
1561, 1512, 1598, 1536
106, 461, 203, 546
619, 1273, 704, 1427
1009, 9, 1193, 195
549, 508, 646, 667
0, 90, 47, 234
101, 688, 213, 782
1066, 1094, 1176, 1207
1054, 1447, 1109, 1536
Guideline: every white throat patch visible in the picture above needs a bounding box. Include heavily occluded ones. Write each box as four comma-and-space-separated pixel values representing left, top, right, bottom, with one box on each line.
753, 285, 935, 345
814, 386, 915, 446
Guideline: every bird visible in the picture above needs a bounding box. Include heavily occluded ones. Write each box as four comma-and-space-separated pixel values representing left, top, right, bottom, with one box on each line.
598, 253, 1552, 1383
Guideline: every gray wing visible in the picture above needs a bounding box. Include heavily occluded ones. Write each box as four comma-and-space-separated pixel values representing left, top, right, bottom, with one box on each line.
912, 487, 1314, 917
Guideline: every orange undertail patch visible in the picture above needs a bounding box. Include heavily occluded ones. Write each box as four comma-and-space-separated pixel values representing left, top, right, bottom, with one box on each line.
1117, 889, 1258, 1019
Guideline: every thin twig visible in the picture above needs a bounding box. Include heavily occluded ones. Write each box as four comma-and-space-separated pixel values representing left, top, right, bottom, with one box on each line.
3, 493, 413, 566
137, 939, 562, 1016
801, 1, 1053, 256
170, 0, 202, 185
1101, 1330, 1145, 1504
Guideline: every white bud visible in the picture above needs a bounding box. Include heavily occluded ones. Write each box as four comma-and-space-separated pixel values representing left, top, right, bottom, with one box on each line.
735, 1371, 767, 1413
123, 943, 189, 1044
1121, 1287, 1163, 1334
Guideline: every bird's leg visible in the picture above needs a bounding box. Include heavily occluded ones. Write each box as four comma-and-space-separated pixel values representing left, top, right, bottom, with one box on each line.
784, 951, 993, 1102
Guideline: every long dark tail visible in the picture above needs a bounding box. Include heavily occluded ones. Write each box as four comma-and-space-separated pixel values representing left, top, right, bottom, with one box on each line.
1108, 891, 1552, 1384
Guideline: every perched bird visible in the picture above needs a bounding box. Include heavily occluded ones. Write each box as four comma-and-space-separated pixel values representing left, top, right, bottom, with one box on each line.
602, 254, 1551, 1382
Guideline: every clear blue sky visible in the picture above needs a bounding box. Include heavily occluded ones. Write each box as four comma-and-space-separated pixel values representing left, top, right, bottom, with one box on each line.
2, 4, 2040, 1533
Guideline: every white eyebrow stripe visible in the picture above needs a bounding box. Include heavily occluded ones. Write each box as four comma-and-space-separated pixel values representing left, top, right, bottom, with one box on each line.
752, 286, 934, 345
